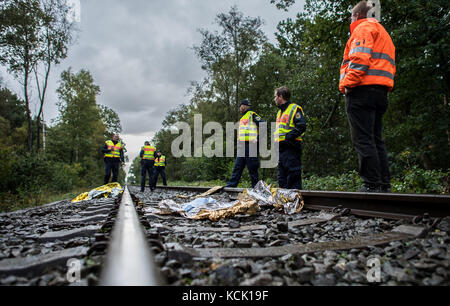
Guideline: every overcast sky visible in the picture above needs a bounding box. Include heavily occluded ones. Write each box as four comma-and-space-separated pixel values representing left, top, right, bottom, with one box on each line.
1, 0, 306, 174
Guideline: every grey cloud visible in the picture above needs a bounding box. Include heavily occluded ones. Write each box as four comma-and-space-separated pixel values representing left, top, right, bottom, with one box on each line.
40, 0, 305, 141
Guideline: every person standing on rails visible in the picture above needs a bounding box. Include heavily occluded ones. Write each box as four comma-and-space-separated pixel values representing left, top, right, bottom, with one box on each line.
139, 141, 156, 192
274, 86, 306, 190
226, 99, 264, 188
101, 134, 125, 185
150, 151, 167, 191
339, 1, 396, 193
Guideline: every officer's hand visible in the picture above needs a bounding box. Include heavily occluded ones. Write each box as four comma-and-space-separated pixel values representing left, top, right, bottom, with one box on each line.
285, 132, 295, 142
121, 162, 125, 167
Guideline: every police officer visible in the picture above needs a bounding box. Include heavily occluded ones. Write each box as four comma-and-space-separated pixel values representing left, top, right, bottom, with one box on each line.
101, 134, 124, 185
274, 87, 306, 190
151, 151, 167, 190
339, 1, 396, 192
139, 141, 156, 192
227, 99, 264, 188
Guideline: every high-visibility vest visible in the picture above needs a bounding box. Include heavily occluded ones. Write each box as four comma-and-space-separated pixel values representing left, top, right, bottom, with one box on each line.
104, 140, 122, 158
154, 156, 165, 167
141, 145, 156, 160
339, 18, 396, 93
239, 111, 260, 141
274, 103, 304, 143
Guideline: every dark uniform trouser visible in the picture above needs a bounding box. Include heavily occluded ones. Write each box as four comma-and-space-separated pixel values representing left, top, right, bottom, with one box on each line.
227, 156, 259, 188
151, 167, 167, 188
278, 145, 303, 190
104, 159, 120, 184
345, 85, 390, 189
227, 142, 259, 188
141, 160, 154, 191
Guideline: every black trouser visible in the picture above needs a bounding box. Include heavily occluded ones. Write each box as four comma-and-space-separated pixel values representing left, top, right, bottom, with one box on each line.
141, 160, 154, 191
345, 85, 390, 189
151, 167, 167, 188
104, 158, 120, 184
278, 143, 303, 190
227, 142, 259, 188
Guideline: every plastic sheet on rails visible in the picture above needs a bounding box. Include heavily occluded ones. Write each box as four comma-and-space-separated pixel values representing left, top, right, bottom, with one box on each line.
147, 181, 303, 221
247, 181, 304, 215
71, 183, 123, 203
148, 196, 258, 222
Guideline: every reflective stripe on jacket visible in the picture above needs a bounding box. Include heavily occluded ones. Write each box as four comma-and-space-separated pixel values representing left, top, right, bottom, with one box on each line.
274, 103, 304, 143
339, 18, 396, 93
142, 145, 156, 160
238, 111, 260, 141
104, 140, 122, 158
154, 156, 165, 167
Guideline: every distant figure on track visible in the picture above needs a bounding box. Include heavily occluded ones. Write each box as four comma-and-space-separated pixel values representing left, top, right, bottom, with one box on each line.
339, 1, 396, 192
274, 86, 306, 190
226, 99, 264, 188
139, 141, 156, 192
101, 134, 125, 185
150, 151, 167, 191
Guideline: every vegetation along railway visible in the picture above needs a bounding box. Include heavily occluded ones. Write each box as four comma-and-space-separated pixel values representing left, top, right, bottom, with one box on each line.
0, 184, 449, 286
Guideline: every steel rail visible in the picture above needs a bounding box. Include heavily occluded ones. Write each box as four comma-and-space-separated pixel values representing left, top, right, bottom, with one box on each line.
143, 185, 450, 220
99, 186, 164, 286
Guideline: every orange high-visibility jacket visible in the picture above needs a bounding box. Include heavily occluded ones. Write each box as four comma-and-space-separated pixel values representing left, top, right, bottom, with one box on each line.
339, 18, 396, 94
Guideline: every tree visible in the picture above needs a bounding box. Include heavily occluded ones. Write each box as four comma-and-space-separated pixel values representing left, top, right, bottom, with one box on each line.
54, 68, 103, 164
34, 0, 74, 153
99, 104, 122, 139
127, 156, 141, 185
269, 0, 296, 11
0, 0, 75, 153
273, 0, 449, 173
193, 6, 267, 122
0, 0, 42, 151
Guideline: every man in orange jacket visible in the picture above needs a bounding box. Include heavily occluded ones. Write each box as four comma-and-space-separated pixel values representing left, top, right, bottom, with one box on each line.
340, 1, 395, 193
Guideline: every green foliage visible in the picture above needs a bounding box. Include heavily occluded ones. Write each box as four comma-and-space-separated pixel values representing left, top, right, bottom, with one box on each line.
303, 168, 449, 194
193, 6, 267, 123
128, 156, 142, 185
99, 104, 122, 138
149, 2, 448, 188
0, 0, 75, 152
49, 162, 82, 192
269, 0, 296, 11
303, 171, 362, 191
0, 68, 125, 211
392, 166, 449, 194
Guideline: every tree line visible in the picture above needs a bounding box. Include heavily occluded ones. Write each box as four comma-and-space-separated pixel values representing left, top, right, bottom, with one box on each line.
146, 0, 449, 193
0, 0, 125, 211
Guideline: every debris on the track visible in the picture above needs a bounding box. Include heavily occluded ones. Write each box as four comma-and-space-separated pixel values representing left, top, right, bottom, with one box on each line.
176, 186, 223, 200
148, 196, 258, 221
71, 183, 123, 203
193, 186, 224, 199
147, 181, 303, 220
246, 181, 304, 214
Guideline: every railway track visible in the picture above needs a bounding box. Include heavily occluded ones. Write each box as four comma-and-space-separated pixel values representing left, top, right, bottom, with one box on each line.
0, 185, 449, 286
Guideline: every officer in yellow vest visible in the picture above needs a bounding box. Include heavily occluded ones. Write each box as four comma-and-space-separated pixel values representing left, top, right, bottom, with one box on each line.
274, 86, 306, 190
101, 134, 125, 185
150, 151, 167, 190
139, 141, 156, 192
227, 99, 264, 188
